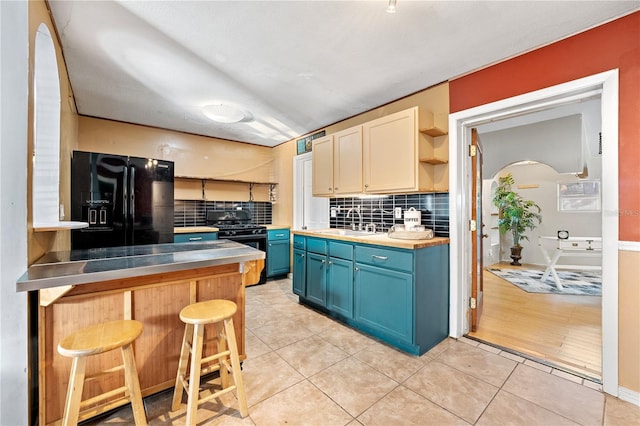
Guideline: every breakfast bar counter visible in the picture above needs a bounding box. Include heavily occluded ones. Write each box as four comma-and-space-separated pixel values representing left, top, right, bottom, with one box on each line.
18, 241, 264, 425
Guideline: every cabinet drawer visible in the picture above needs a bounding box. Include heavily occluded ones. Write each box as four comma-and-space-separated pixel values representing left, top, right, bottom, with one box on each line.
293, 235, 306, 250
306, 238, 328, 255
355, 245, 413, 272
329, 241, 353, 260
268, 229, 290, 241
174, 232, 218, 243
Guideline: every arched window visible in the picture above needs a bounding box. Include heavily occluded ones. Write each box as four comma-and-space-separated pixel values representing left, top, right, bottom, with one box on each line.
32, 23, 61, 227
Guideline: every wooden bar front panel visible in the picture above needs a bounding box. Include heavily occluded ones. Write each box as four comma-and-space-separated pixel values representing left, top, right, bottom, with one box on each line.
38, 262, 257, 425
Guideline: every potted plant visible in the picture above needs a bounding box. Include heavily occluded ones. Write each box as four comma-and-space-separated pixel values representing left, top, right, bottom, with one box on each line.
492, 173, 542, 265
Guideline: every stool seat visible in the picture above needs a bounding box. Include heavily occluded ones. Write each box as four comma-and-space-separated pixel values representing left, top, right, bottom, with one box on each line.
172, 299, 247, 424
58, 319, 143, 357
179, 299, 237, 324
58, 320, 147, 426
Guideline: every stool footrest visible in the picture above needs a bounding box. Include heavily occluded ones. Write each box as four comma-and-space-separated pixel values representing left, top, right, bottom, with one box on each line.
77, 395, 131, 423
201, 350, 230, 365
80, 385, 128, 408
84, 364, 125, 382
198, 385, 237, 406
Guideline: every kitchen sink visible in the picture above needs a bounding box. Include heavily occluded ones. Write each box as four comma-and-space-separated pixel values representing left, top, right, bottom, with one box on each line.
313, 229, 377, 237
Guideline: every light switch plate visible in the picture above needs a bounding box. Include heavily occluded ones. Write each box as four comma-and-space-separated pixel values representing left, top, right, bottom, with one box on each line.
394, 207, 402, 218
330, 207, 337, 218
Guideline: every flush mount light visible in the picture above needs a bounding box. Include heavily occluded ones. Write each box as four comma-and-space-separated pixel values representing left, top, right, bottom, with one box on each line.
386, 0, 397, 13
202, 104, 247, 123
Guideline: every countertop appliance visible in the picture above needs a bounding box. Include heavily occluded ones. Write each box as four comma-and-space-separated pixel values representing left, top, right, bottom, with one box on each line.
206, 209, 267, 284
71, 151, 174, 250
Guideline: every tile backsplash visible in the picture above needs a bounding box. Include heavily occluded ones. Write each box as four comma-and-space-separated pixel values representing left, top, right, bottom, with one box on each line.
329, 193, 449, 237
174, 200, 272, 227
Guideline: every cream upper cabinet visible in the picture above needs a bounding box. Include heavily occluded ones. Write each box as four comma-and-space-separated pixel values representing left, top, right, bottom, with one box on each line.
333, 126, 362, 194
312, 126, 363, 196
312, 135, 334, 196
363, 107, 447, 193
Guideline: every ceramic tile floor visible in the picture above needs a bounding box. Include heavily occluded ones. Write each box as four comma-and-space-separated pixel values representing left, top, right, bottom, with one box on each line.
85, 278, 640, 426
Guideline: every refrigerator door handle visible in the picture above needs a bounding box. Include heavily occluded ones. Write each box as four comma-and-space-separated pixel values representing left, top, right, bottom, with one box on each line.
123, 166, 128, 218
130, 166, 135, 223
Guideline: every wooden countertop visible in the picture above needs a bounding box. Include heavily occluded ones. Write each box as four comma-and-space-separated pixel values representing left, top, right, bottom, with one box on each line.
292, 229, 449, 250
265, 225, 291, 230
174, 226, 219, 233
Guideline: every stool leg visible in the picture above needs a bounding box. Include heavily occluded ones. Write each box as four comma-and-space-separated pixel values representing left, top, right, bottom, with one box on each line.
121, 343, 147, 426
186, 323, 205, 426
223, 318, 248, 417
215, 322, 230, 389
61, 356, 87, 426
172, 323, 193, 412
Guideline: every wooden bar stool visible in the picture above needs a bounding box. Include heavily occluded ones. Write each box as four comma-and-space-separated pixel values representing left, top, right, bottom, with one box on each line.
171, 299, 248, 424
57, 320, 147, 426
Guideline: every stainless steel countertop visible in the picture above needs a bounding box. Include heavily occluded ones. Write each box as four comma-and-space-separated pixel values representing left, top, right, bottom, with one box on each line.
17, 240, 265, 292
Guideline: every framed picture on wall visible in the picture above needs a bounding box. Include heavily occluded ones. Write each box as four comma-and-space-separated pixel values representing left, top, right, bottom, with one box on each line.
557, 180, 601, 212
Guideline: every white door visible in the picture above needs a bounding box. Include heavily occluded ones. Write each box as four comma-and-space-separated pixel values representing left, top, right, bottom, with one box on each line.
294, 152, 329, 230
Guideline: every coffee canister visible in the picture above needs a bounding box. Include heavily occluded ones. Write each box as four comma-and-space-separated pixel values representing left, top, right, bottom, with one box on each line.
403, 207, 421, 230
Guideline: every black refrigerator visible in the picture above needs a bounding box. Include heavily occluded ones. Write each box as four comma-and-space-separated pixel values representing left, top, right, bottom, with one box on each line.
71, 151, 174, 250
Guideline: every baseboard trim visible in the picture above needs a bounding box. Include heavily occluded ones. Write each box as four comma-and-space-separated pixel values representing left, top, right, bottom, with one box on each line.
618, 241, 640, 252
618, 386, 640, 407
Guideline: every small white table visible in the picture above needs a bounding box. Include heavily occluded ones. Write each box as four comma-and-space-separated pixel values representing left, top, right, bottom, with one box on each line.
538, 236, 602, 289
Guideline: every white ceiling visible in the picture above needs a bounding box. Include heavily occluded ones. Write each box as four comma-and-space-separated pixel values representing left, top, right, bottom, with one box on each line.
48, 1, 639, 147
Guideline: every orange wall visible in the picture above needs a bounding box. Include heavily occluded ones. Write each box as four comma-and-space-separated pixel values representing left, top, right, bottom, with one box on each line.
449, 11, 640, 242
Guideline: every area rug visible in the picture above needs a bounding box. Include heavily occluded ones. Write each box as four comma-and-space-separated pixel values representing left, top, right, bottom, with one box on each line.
487, 268, 602, 296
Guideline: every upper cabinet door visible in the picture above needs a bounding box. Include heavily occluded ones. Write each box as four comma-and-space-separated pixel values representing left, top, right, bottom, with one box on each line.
363, 108, 417, 193
312, 135, 334, 196
333, 126, 363, 195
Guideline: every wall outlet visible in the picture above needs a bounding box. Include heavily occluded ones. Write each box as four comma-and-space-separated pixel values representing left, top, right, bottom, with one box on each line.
394, 207, 402, 219
330, 207, 337, 218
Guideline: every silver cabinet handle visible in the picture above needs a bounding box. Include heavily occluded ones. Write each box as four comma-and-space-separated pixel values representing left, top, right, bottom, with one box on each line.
354, 267, 359, 271
268, 243, 272, 247
276, 233, 285, 237
188, 237, 203, 241
328, 261, 332, 265
321, 259, 326, 263
372, 255, 388, 260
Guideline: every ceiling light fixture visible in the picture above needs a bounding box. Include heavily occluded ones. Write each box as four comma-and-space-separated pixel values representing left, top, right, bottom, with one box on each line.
386, 0, 397, 14
202, 104, 247, 123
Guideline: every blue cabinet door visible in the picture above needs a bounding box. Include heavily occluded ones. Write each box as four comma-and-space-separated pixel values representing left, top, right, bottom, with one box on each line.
292, 249, 306, 296
267, 239, 290, 277
305, 252, 327, 307
354, 263, 413, 345
327, 256, 354, 318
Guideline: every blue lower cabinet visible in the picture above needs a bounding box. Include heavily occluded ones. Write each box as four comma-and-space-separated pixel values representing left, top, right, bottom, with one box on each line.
174, 232, 218, 243
354, 263, 413, 346
327, 256, 354, 318
292, 233, 449, 355
305, 252, 327, 306
292, 249, 306, 296
267, 239, 290, 277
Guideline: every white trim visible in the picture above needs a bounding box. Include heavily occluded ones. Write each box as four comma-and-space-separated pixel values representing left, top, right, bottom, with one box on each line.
449, 70, 619, 396
618, 241, 640, 252
618, 386, 640, 407
292, 152, 311, 231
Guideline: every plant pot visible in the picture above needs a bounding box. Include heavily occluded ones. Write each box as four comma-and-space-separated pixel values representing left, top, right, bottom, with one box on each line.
510, 246, 523, 266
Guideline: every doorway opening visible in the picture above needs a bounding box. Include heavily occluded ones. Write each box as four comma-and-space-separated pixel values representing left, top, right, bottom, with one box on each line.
448, 70, 619, 395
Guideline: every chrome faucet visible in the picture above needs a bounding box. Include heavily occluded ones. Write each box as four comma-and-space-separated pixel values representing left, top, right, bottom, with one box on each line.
346, 207, 362, 231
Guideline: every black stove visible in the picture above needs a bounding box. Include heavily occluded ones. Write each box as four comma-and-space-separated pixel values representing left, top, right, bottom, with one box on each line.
206, 210, 267, 238
206, 210, 268, 284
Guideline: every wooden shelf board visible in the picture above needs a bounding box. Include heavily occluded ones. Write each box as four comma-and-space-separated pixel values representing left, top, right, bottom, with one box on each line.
419, 158, 448, 165
419, 127, 448, 137
175, 175, 277, 185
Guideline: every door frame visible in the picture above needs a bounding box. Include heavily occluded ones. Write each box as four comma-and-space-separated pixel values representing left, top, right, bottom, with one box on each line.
448, 70, 619, 395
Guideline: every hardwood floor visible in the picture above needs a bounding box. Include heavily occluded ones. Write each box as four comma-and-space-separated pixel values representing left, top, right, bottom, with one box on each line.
467, 262, 602, 381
